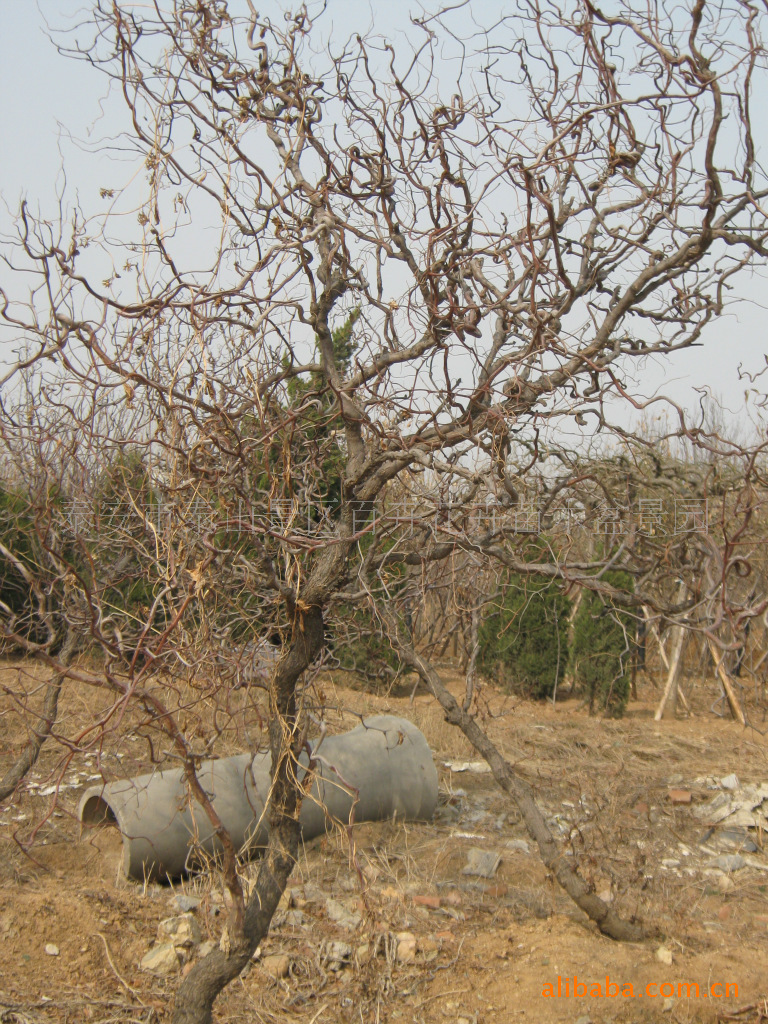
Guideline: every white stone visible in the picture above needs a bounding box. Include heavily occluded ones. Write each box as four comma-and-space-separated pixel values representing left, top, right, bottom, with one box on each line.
140, 943, 180, 975
326, 940, 353, 970
462, 847, 501, 878
325, 898, 361, 930
710, 854, 746, 872
157, 913, 202, 948
261, 953, 291, 978
171, 893, 201, 913
505, 839, 530, 854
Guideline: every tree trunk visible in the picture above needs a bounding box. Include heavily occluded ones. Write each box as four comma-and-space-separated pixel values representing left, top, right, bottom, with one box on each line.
171, 606, 325, 1024
170, 820, 300, 1024
171, 478, 364, 1023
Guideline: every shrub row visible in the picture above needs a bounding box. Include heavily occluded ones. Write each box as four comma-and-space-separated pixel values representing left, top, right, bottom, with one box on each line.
478, 570, 635, 717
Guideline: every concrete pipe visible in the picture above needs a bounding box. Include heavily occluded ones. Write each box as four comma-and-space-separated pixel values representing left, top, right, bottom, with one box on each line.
79, 715, 438, 881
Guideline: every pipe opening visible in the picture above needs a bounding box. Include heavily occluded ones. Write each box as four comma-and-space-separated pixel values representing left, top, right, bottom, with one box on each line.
80, 795, 118, 828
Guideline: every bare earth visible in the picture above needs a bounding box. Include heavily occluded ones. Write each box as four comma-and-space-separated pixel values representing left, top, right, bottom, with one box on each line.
1, 658, 767, 1024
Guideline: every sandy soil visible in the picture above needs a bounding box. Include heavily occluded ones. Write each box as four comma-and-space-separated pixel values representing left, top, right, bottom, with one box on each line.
1, 658, 767, 1024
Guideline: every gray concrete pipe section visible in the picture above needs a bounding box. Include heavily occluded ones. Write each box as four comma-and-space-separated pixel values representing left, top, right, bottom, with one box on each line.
79, 715, 438, 881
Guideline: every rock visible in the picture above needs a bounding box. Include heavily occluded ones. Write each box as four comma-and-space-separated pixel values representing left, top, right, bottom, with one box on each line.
158, 913, 202, 948
505, 838, 530, 854
655, 945, 673, 965
667, 773, 684, 786
711, 854, 746, 872
262, 953, 291, 979
197, 940, 217, 958
140, 943, 181, 975
444, 890, 462, 906
718, 905, 731, 921
44, 943, 60, 957
445, 760, 491, 774
396, 931, 417, 962
435, 930, 455, 942
694, 775, 720, 789
440, 905, 465, 922
547, 815, 570, 835
719, 827, 758, 853
356, 943, 371, 962
325, 898, 361, 930
693, 790, 733, 822
283, 909, 306, 928
413, 894, 441, 909
171, 893, 202, 913
717, 873, 735, 893
668, 789, 692, 804
663, 996, 675, 1011
325, 941, 353, 970
720, 774, 740, 790
575, 1016, 592, 1024
724, 808, 767, 829
302, 882, 325, 903
435, 803, 461, 824
465, 809, 491, 825
462, 847, 501, 878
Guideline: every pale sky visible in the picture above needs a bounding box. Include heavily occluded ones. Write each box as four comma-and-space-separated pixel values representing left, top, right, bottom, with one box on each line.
2, 0, 767, 439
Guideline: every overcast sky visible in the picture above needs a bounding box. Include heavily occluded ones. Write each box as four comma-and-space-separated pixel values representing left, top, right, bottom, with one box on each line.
2, 0, 768, 438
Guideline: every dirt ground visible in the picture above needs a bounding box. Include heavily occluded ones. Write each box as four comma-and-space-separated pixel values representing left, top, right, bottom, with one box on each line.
1, 658, 767, 1024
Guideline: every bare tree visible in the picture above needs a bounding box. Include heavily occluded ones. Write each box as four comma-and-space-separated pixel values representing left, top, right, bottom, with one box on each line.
3, 1, 768, 1020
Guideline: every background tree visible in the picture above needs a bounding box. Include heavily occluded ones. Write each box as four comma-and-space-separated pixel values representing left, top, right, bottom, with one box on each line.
570, 570, 635, 716
478, 565, 571, 701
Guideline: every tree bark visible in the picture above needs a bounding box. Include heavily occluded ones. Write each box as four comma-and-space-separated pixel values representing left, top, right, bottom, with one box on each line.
171, 480, 363, 1023
171, 605, 325, 1024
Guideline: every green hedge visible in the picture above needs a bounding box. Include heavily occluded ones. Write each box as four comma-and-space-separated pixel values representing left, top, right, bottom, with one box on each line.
569, 571, 634, 717
0, 485, 36, 624
478, 576, 570, 699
